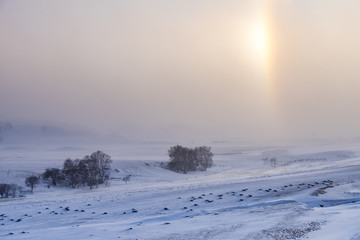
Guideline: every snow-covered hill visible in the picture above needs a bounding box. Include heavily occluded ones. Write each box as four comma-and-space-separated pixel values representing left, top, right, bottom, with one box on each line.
1, 141, 360, 239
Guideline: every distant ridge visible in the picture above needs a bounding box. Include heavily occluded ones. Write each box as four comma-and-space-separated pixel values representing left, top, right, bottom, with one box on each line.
0, 121, 126, 145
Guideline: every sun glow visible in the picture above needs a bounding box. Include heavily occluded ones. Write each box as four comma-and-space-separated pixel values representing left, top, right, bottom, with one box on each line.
252, 23, 269, 66
243, 12, 273, 88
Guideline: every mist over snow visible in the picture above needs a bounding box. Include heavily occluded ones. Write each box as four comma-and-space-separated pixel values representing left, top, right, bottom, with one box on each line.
1, 1, 360, 239
0, 121, 131, 145
1, 0, 360, 143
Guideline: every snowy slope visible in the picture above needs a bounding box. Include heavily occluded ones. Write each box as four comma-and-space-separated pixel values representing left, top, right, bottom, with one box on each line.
1, 141, 360, 239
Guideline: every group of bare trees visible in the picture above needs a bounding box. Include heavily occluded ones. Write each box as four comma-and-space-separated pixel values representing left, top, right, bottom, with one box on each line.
1, 151, 112, 197
168, 145, 214, 173
0, 183, 22, 198
43, 151, 112, 189
2, 145, 215, 197
0, 177, 39, 198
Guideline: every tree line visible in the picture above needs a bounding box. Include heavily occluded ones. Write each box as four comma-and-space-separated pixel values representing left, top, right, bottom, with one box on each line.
43, 150, 112, 189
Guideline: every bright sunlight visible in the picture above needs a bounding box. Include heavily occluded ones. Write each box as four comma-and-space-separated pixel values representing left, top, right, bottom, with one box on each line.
250, 20, 270, 75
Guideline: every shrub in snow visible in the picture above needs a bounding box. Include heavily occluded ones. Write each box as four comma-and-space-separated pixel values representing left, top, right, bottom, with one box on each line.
122, 175, 131, 184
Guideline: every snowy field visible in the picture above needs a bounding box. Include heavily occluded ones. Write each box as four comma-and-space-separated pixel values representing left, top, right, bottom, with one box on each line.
1, 141, 360, 240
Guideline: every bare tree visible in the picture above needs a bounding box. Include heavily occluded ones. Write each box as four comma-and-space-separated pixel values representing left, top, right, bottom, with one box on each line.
9, 184, 18, 198
168, 145, 190, 173
194, 146, 214, 171
80, 151, 112, 189
43, 168, 63, 186
78, 159, 89, 187
89, 151, 112, 184
25, 175, 40, 192
0, 184, 10, 198
83, 155, 98, 189
63, 159, 81, 188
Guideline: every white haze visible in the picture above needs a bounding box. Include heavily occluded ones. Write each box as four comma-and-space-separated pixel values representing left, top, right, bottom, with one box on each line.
1, 0, 360, 143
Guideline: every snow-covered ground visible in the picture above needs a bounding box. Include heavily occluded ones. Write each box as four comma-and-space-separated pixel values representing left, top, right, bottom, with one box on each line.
1, 141, 360, 239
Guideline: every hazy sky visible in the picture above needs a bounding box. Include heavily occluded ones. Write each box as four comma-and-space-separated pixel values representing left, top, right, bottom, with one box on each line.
1, 0, 360, 143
